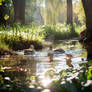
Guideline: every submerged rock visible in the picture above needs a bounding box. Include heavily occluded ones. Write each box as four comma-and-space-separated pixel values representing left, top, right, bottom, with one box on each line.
54, 48, 65, 54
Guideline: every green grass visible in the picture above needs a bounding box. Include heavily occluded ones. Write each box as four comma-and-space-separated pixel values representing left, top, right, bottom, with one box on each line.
0, 24, 45, 50
0, 41, 9, 51
47, 62, 92, 92
43, 24, 81, 40
0, 23, 85, 50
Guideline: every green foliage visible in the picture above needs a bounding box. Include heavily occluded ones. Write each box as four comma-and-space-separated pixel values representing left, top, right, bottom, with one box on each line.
0, 40, 9, 51
0, 24, 45, 50
0, 23, 84, 50
73, 0, 85, 25
51, 62, 92, 92
43, 0, 66, 25
30, 76, 35, 80
0, 0, 12, 25
73, 23, 86, 36
87, 68, 92, 80
43, 24, 79, 40
25, 0, 37, 23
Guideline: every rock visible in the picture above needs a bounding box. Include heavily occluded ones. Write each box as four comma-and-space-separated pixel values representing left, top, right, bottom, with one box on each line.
0, 49, 17, 58
54, 48, 65, 54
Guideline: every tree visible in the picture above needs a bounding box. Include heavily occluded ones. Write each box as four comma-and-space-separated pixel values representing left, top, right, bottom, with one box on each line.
81, 0, 92, 60
0, 1, 6, 25
67, 0, 73, 25
25, 0, 37, 23
12, 0, 25, 24
73, 0, 85, 25
44, 0, 64, 25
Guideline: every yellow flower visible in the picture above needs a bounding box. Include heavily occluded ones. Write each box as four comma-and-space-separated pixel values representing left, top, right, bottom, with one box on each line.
4, 14, 9, 20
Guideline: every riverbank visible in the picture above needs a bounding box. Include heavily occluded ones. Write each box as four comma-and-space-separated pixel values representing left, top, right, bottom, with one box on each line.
0, 41, 44, 58
0, 24, 84, 57
0, 48, 17, 58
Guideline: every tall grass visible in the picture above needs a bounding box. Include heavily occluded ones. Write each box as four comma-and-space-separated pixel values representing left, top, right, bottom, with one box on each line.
0, 24, 45, 50
0, 41, 9, 51
43, 24, 80, 40
0, 23, 84, 50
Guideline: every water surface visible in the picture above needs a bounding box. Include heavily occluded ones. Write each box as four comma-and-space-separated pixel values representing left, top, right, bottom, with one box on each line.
0, 40, 87, 84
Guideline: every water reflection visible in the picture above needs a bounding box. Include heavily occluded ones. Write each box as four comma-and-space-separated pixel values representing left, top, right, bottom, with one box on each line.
41, 89, 51, 92
0, 40, 87, 88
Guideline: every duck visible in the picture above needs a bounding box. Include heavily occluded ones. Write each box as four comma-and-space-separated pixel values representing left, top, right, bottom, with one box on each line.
48, 46, 65, 61
54, 48, 65, 54
48, 46, 65, 54
65, 54, 73, 67
48, 46, 54, 61
24, 45, 35, 55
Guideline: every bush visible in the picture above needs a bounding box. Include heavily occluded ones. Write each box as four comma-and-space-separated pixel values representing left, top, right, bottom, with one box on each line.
43, 24, 79, 40
50, 62, 92, 92
0, 24, 45, 50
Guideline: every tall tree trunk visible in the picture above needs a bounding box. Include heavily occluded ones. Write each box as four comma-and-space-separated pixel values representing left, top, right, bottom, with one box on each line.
12, 0, 25, 24
67, 0, 73, 25
81, 0, 92, 60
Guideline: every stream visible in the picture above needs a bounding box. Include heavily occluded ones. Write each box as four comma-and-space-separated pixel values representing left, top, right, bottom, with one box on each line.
0, 40, 87, 91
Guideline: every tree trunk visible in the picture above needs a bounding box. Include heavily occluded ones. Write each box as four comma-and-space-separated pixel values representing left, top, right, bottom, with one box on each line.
67, 0, 73, 25
81, 0, 92, 60
12, 0, 25, 24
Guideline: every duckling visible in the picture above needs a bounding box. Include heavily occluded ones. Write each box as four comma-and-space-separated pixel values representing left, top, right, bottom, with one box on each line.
24, 45, 35, 55
48, 46, 65, 61
48, 46, 54, 62
65, 54, 73, 67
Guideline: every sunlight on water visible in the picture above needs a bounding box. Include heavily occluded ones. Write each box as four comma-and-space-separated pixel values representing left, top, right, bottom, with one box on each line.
0, 40, 87, 88
41, 89, 51, 92
41, 77, 52, 87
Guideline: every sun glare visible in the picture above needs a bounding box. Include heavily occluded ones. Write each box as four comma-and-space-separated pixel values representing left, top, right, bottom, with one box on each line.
41, 77, 52, 87
41, 89, 51, 92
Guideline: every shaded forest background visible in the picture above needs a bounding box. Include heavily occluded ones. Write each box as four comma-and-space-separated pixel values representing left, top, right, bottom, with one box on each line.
0, 0, 85, 26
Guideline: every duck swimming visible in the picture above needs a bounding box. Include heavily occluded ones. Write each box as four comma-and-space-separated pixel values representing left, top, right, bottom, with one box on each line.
48, 46, 65, 61
24, 45, 35, 55
48, 46, 54, 61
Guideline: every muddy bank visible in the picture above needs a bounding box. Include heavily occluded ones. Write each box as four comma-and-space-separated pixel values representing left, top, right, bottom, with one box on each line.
0, 49, 17, 58
0, 41, 44, 58
5, 40, 43, 51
